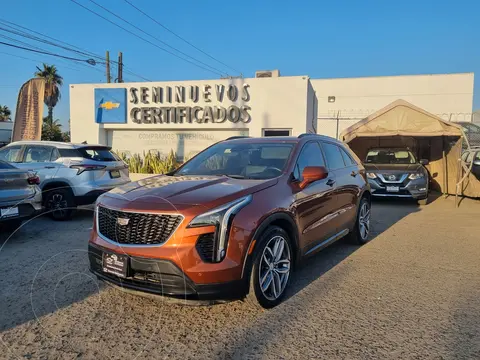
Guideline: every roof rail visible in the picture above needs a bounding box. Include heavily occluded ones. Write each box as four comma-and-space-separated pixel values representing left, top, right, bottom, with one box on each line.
297, 133, 318, 138
225, 136, 251, 140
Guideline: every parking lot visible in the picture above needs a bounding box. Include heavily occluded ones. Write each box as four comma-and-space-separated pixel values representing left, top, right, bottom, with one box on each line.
1, 196, 479, 360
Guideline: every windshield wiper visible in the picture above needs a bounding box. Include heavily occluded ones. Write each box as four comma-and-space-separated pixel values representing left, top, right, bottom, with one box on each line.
215, 174, 246, 179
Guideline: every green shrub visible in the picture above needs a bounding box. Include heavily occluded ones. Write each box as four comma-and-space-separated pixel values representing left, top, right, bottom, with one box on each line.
116, 150, 183, 174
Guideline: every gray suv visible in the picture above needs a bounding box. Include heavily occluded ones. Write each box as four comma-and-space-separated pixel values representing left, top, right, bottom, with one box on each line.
0, 141, 130, 220
363, 148, 429, 205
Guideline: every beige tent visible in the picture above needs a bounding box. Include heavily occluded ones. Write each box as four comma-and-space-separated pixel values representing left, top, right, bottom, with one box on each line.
340, 99, 480, 198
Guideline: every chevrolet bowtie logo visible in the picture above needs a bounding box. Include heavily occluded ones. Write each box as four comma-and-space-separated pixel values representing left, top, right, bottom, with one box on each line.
99, 101, 120, 110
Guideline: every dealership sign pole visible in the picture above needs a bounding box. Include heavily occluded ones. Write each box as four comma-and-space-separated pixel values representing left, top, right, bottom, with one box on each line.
12, 78, 46, 142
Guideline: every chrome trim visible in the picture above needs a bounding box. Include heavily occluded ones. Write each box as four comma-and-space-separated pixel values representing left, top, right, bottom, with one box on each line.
95, 204, 185, 248
371, 193, 413, 198
303, 205, 355, 234
377, 173, 408, 184
305, 228, 349, 256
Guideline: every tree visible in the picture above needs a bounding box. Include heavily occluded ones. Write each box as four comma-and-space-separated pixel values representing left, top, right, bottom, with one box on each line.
41, 116, 63, 141
34, 64, 63, 121
0, 105, 11, 121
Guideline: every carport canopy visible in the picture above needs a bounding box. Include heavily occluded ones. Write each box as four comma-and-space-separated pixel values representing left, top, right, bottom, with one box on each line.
340, 99, 463, 143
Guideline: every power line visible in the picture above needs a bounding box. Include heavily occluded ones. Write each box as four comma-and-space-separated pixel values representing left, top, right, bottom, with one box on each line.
123, 0, 242, 75
0, 18, 150, 81
88, 0, 229, 77
0, 51, 87, 72
0, 41, 97, 63
69, 0, 225, 77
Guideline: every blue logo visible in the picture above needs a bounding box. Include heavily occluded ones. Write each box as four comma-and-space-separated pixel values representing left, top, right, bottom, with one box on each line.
94, 88, 127, 124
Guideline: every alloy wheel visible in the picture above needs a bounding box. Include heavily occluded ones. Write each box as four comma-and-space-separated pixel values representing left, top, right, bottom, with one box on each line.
259, 235, 291, 301
358, 202, 371, 240
47, 193, 68, 218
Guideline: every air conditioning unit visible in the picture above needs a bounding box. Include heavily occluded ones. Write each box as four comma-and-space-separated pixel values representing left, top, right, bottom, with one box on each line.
255, 69, 280, 78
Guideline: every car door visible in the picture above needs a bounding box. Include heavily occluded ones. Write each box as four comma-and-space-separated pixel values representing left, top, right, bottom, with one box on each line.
15, 145, 62, 184
321, 142, 361, 233
291, 141, 339, 254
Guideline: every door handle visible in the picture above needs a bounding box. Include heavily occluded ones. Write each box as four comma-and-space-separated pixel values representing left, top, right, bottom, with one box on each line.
350, 171, 357, 177
44, 166, 55, 169
326, 178, 335, 187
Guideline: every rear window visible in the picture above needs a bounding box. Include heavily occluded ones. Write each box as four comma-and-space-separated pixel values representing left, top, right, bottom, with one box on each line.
58, 148, 82, 158
77, 147, 119, 162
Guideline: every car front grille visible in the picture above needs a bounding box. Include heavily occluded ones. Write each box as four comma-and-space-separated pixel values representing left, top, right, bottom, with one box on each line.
380, 173, 406, 182
97, 205, 183, 245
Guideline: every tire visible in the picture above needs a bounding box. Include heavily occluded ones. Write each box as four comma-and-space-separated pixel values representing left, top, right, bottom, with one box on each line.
347, 197, 371, 245
245, 226, 293, 309
44, 188, 75, 221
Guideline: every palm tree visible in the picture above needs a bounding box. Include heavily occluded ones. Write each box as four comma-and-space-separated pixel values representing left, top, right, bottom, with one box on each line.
0, 105, 11, 121
41, 116, 63, 141
34, 64, 63, 121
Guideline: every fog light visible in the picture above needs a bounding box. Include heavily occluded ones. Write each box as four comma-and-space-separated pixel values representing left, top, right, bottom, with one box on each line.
419, 188, 427, 191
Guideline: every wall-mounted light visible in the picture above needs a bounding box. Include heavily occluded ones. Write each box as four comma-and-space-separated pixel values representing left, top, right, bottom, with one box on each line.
328, 96, 336, 103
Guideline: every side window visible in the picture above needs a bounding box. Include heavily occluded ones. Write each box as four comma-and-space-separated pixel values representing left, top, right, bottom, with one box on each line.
293, 141, 326, 180
0, 146, 22, 162
340, 147, 356, 166
51, 148, 60, 161
322, 142, 346, 170
24, 146, 54, 163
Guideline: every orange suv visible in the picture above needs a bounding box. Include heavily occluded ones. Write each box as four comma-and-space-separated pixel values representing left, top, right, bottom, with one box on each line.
88, 134, 371, 308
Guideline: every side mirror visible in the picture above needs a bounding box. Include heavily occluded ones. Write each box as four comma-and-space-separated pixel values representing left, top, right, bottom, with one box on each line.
299, 166, 328, 189
420, 159, 429, 165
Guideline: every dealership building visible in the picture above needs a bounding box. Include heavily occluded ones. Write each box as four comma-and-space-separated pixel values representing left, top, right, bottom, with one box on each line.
70, 72, 474, 159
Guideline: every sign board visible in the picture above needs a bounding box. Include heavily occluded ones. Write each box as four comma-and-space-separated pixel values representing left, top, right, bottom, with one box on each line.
12, 78, 45, 141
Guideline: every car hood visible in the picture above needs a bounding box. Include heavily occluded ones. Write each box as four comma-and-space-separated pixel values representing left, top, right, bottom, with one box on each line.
363, 163, 424, 172
102, 175, 277, 208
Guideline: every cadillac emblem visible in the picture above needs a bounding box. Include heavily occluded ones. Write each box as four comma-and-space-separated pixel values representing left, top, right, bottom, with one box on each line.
117, 218, 129, 226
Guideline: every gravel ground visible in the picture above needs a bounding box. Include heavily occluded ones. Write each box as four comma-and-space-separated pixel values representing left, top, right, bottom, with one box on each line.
0, 196, 479, 360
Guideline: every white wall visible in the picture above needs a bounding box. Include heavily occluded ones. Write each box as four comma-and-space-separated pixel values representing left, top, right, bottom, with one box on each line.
311, 73, 474, 138
70, 76, 311, 154
0, 121, 13, 143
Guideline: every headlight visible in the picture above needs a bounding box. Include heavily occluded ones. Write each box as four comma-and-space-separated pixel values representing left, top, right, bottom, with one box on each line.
188, 195, 252, 262
408, 173, 425, 180
366, 172, 377, 179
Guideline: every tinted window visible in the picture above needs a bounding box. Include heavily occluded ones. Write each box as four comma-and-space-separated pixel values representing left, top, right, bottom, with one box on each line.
0, 145, 22, 162
322, 143, 345, 170
340, 147, 356, 166
0, 160, 14, 169
293, 141, 325, 180
176, 142, 294, 179
77, 147, 118, 162
58, 148, 82, 158
24, 146, 53, 163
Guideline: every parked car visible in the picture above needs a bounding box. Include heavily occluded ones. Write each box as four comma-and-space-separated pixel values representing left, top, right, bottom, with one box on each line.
88, 134, 371, 308
0, 160, 42, 231
462, 148, 480, 180
363, 148, 429, 204
0, 141, 131, 221
456, 121, 480, 147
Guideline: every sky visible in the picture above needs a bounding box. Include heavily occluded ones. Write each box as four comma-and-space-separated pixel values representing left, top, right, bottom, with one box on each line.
1, 0, 479, 130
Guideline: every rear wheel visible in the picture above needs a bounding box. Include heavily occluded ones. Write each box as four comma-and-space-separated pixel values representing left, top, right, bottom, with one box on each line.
246, 226, 293, 309
347, 197, 371, 245
44, 188, 74, 221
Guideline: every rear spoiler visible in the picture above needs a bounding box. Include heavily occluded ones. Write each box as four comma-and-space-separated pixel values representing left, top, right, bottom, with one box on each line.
75, 145, 112, 151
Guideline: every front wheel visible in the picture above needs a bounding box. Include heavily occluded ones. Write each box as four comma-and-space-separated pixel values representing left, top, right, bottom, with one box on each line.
44, 188, 74, 221
246, 226, 293, 309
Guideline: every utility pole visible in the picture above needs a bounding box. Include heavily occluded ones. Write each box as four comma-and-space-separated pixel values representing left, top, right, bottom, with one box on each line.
118, 52, 123, 83
106, 51, 111, 83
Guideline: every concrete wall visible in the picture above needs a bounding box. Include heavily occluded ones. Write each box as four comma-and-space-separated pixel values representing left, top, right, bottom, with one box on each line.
311, 73, 474, 139
70, 76, 311, 157
0, 121, 13, 143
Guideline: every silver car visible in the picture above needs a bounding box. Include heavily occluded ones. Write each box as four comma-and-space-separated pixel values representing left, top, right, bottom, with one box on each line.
0, 160, 42, 231
0, 141, 131, 221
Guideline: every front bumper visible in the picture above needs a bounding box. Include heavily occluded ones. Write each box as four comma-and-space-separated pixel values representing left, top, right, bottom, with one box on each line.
368, 177, 428, 199
88, 243, 247, 301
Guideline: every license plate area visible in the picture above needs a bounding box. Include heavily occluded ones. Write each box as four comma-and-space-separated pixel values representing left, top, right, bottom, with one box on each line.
386, 186, 400, 193
1, 206, 19, 218
102, 252, 128, 278
110, 170, 120, 179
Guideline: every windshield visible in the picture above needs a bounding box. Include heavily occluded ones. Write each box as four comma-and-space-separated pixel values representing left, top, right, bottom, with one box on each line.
365, 149, 417, 164
175, 142, 294, 179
